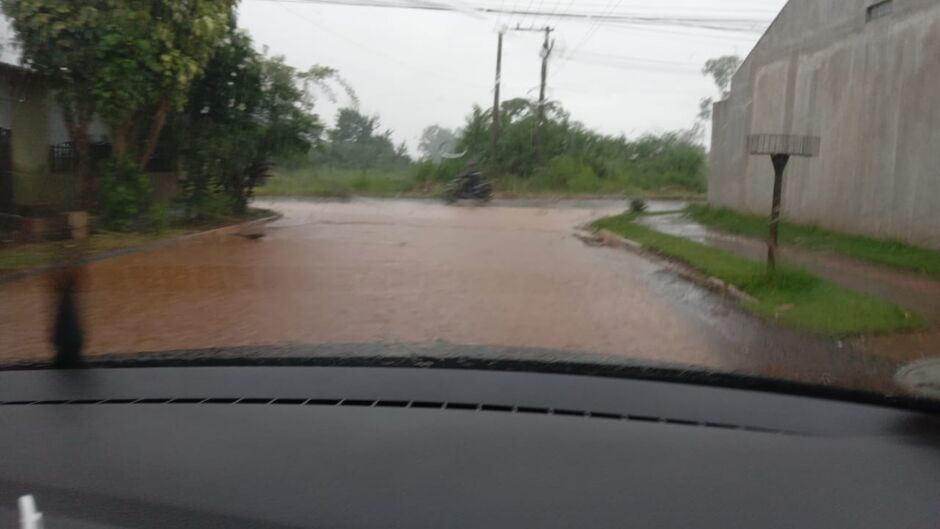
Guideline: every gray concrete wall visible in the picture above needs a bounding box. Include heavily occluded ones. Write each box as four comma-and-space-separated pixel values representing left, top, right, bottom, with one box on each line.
709, 0, 940, 249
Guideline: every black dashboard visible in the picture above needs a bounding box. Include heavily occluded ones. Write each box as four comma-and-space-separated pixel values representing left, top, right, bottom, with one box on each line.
1, 366, 938, 528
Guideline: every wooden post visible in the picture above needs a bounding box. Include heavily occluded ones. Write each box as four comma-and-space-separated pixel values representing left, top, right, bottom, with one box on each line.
747, 134, 819, 271
767, 154, 790, 271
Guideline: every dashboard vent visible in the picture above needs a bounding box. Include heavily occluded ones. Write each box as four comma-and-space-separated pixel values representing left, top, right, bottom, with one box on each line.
0, 397, 795, 435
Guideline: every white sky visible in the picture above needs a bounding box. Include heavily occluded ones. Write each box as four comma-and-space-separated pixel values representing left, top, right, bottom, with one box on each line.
1, 1, 789, 153
238, 0, 788, 153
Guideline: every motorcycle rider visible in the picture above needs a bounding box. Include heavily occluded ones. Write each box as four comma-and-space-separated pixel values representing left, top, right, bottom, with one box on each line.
460, 160, 483, 191
445, 158, 492, 203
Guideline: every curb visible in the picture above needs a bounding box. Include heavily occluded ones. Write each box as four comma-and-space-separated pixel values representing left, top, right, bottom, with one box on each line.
581, 228, 759, 305
0, 213, 282, 286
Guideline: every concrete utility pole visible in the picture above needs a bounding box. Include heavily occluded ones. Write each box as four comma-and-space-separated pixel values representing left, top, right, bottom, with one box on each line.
501, 25, 554, 161
534, 26, 554, 161
489, 30, 504, 165
747, 134, 821, 271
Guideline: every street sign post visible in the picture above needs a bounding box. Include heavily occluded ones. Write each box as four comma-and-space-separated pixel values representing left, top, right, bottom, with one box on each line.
747, 134, 820, 271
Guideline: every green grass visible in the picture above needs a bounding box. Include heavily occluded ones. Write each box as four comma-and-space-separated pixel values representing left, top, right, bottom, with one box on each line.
257, 166, 705, 200
256, 168, 431, 199
592, 213, 925, 336
495, 174, 703, 199
0, 230, 188, 274
0, 208, 273, 275
687, 204, 940, 278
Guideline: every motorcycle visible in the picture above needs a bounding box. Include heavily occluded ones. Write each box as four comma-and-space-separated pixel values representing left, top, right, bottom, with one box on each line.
444, 171, 493, 204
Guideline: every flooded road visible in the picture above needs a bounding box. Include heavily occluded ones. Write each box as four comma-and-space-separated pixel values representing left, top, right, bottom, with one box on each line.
0, 199, 898, 392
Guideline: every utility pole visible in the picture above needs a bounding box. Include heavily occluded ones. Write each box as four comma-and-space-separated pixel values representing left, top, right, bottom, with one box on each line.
489, 29, 504, 165
505, 25, 554, 161
534, 26, 554, 161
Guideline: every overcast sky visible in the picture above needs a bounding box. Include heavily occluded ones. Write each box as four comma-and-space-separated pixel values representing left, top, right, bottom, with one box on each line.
238, 0, 787, 153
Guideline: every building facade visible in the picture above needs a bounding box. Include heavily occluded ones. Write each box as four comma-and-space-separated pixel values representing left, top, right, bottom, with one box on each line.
709, 0, 940, 249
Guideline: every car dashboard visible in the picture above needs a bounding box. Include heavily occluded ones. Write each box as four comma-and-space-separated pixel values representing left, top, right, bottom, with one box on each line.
0, 365, 938, 528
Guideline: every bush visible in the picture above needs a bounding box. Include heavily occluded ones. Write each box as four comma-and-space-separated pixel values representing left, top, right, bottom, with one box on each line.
412, 158, 467, 185
190, 191, 239, 219
412, 161, 435, 186
149, 201, 170, 232
531, 155, 601, 193
98, 158, 153, 232
630, 198, 648, 214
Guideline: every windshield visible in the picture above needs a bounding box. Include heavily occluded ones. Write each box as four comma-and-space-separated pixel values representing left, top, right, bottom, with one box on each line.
0, 0, 938, 404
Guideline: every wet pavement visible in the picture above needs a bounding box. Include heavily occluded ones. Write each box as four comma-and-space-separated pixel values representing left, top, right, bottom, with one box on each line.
0, 198, 905, 393
640, 213, 940, 363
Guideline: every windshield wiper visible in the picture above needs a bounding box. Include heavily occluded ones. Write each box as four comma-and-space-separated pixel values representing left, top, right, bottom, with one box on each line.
51, 265, 85, 369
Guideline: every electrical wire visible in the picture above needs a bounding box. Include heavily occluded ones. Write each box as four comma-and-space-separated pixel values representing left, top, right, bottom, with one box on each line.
276, 2, 491, 90
252, 0, 771, 32
549, 0, 623, 80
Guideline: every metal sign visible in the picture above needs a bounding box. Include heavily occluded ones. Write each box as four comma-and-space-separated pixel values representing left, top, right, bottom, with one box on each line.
747, 134, 821, 271
747, 134, 820, 157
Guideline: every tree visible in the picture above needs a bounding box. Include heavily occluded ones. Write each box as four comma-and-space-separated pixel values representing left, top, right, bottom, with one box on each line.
457, 98, 569, 175
2, 0, 236, 206
418, 125, 458, 163
177, 30, 322, 214
697, 55, 742, 125
299, 64, 359, 110
703, 55, 742, 98
437, 99, 706, 193
316, 108, 410, 170
1, 1, 110, 204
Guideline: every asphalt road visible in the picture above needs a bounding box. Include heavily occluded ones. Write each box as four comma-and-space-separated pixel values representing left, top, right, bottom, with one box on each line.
0, 198, 900, 392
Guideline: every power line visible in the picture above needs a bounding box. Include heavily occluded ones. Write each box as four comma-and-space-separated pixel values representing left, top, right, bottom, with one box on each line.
549, 0, 622, 80
252, 0, 771, 32
276, 2, 491, 91
518, 0, 538, 28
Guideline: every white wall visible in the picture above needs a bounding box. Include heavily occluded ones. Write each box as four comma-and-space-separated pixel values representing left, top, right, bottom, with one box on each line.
710, 0, 940, 249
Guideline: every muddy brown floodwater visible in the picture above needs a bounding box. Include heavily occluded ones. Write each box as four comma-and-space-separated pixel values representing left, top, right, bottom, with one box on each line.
0, 198, 903, 393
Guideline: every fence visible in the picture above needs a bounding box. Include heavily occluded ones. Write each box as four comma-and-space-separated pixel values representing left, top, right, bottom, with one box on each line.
48, 142, 114, 173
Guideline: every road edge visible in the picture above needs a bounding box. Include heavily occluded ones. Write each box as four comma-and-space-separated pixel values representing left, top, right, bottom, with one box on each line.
578, 227, 758, 305
0, 213, 282, 286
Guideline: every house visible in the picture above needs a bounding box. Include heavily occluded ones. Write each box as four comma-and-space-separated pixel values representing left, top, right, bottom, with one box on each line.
0, 17, 180, 221
709, 0, 940, 249
0, 60, 110, 215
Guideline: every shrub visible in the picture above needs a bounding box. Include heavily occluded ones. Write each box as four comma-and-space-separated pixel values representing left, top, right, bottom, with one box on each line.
98, 157, 152, 232
192, 191, 239, 219
630, 198, 648, 214
531, 155, 600, 192
149, 201, 170, 233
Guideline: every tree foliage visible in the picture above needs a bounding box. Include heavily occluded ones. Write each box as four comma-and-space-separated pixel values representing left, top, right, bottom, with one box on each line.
175, 29, 322, 215
703, 55, 742, 98
1, 0, 237, 177
313, 108, 411, 170
418, 125, 459, 163
454, 98, 706, 193
696, 54, 742, 129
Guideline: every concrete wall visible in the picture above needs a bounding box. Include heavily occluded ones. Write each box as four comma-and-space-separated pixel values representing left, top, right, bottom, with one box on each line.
7, 79, 82, 208
709, 0, 940, 249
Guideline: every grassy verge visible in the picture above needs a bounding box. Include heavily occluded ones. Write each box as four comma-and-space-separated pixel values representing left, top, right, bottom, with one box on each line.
256, 167, 706, 200
496, 173, 703, 199
0, 230, 188, 275
593, 213, 925, 336
687, 204, 940, 278
256, 168, 431, 199
0, 209, 271, 276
